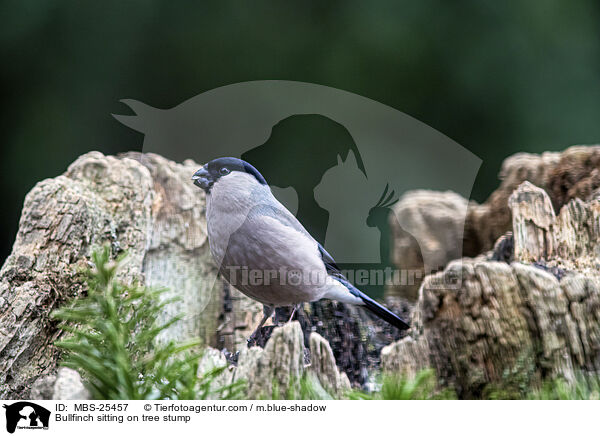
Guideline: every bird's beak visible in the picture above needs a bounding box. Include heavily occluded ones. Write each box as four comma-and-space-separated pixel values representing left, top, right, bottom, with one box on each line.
192, 166, 213, 191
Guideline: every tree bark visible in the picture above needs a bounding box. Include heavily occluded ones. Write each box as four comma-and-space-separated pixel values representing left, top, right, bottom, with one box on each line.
0, 151, 407, 398
6, 146, 600, 399
0, 152, 224, 398
382, 181, 600, 398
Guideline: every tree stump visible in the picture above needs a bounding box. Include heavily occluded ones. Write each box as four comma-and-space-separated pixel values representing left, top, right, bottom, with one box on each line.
382, 181, 600, 398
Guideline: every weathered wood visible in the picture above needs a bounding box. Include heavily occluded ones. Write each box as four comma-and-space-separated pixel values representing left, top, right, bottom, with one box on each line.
509, 180, 600, 269
0, 152, 223, 398
508, 181, 556, 262
0, 151, 410, 398
466, 145, 600, 257
389, 146, 600, 302
200, 322, 351, 399
382, 182, 600, 398
387, 190, 468, 300
5, 146, 600, 400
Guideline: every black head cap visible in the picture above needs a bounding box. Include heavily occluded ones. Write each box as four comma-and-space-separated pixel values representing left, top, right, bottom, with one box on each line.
192, 157, 267, 191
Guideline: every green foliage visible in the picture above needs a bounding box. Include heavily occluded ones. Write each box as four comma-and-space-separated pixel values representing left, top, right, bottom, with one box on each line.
52, 246, 243, 400
529, 374, 600, 400
269, 374, 334, 400
266, 370, 456, 401
346, 369, 456, 400
277, 368, 600, 400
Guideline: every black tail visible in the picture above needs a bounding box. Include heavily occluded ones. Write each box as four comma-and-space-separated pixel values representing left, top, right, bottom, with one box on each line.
359, 290, 410, 330
336, 276, 410, 330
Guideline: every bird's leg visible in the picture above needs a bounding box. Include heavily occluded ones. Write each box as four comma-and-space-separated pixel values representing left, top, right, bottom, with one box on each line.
287, 304, 301, 323
247, 305, 274, 347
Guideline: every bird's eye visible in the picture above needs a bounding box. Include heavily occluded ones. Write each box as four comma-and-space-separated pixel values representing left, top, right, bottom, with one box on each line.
219, 167, 231, 176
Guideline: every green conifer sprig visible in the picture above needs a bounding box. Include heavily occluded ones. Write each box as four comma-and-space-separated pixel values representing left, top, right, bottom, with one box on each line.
52, 246, 243, 400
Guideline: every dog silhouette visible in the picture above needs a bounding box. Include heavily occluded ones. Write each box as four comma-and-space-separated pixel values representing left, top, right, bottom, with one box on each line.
3, 402, 50, 434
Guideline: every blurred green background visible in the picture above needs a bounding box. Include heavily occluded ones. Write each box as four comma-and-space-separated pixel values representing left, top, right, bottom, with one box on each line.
2, 0, 600, 263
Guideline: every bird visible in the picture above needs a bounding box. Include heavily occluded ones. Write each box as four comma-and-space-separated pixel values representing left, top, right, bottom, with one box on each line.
192, 157, 410, 344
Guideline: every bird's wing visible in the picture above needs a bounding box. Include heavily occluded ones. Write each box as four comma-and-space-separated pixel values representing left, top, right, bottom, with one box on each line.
250, 203, 311, 237
228, 203, 325, 272
252, 202, 343, 275
245, 202, 410, 329
317, 243, 343, 277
